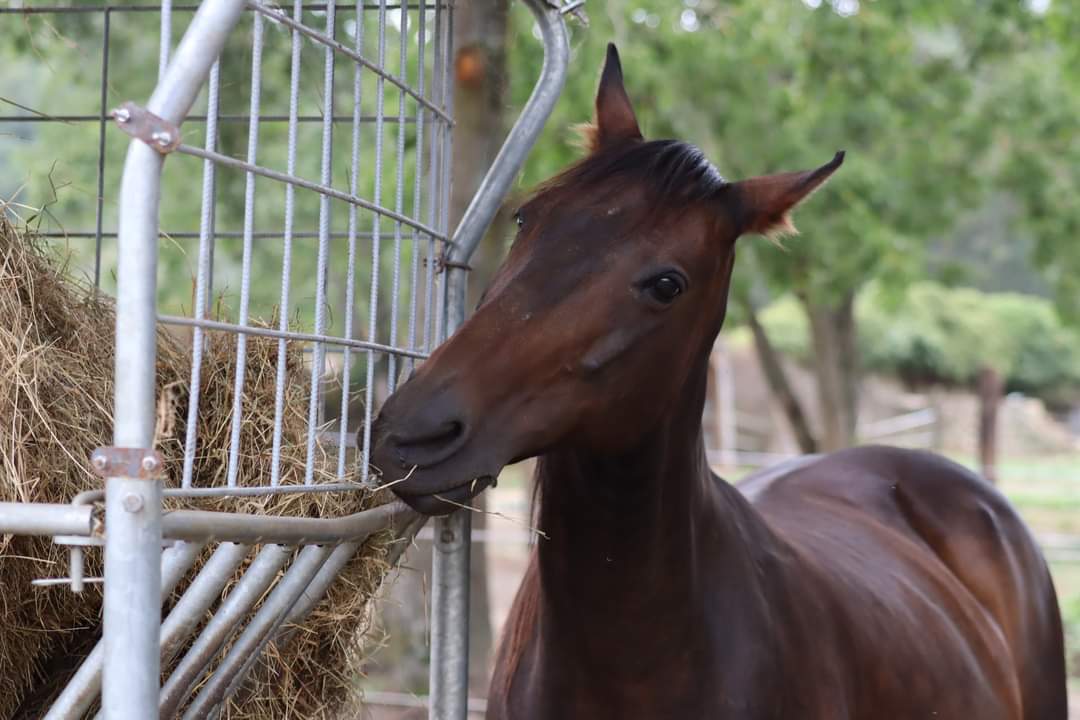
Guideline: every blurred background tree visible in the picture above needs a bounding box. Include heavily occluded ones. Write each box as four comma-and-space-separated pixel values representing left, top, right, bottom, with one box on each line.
501, 0, 1080, 451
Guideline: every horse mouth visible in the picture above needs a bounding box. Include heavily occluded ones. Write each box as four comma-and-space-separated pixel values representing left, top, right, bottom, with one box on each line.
390, 475, 495, 516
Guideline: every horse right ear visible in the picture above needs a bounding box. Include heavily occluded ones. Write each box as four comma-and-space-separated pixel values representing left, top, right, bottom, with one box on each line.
732, 152, 845, 238
585, 43, 643, 152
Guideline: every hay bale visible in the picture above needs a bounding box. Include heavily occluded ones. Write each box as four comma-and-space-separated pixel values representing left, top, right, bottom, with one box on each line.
0, 216, 396, 718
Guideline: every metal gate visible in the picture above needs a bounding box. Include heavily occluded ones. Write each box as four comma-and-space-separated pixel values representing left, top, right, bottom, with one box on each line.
0, 0, 569, 717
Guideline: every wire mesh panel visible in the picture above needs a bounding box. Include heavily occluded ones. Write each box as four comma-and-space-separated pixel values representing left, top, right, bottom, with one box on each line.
164, 0, 455, 496
2, 0, 453, 496
3, 1, 455, 717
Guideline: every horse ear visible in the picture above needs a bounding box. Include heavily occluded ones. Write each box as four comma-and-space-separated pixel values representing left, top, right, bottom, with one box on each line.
732, 152, 845, 237
590, 43, 643, 152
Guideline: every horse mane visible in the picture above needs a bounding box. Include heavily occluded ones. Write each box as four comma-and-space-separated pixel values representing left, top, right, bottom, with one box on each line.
535, 135, 729, 209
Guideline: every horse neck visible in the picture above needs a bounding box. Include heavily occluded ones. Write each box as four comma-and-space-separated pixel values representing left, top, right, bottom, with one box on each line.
531, 354, 765, 666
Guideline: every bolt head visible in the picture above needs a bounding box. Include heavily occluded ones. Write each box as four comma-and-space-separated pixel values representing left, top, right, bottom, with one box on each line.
91, 454, 108, 470
112, 107, 131, 123
151, 130, 172, 146
122, 493, 144, 513
141, 455, 158, 473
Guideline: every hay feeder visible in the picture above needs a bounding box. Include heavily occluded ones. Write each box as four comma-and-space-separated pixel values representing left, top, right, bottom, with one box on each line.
0, 0, 570, 717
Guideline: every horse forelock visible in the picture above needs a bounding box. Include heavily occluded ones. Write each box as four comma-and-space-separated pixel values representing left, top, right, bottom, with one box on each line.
533, 138, 728, 212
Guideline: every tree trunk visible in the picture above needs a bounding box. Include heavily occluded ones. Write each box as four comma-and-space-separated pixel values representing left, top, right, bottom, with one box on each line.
977, 366, 1003, 484
451, 0, 510, 695
802, 290, 858, 451
739, 295, 819, 454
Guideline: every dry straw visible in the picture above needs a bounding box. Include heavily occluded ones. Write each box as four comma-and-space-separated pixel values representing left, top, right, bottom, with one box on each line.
0, 215, 400, 719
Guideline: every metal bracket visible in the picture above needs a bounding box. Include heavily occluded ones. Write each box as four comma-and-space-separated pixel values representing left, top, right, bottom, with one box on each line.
90, 446, 165, 479
426, 254, 472, 274
111, 101, 182, 154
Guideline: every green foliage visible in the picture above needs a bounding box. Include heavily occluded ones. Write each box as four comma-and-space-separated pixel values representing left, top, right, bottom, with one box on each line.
756, 282, 1080, 406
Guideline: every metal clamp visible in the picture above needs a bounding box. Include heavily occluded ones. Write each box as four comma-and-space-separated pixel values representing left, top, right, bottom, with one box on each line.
111, 101, 182, 154
89, 446, 165, 479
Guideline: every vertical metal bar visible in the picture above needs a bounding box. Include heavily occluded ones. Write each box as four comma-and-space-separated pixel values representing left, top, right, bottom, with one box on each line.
270, 0, 305, 486
430, 0, 448, 347
225, 12, 266, 488
404, 0, 427, 374
337, 0, 366, 475
360, 0, 390, 485
428, 2, 570, 717
422, 0, 443, 355
305, 2, 337, 485
386, 2, 410, 392
105, 130, 166, 720
105, 1, 247, 715
428, 4, 463, 719
181, 60, 221, 489
93, 8, 111, 290
159, 0, 173, 76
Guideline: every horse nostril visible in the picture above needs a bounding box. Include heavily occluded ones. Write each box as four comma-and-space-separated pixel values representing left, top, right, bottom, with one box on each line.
397, 420, 463, 447
390, 418, 467, 468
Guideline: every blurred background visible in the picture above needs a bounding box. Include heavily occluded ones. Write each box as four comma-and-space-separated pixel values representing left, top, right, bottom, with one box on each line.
2, 0, 1079, 716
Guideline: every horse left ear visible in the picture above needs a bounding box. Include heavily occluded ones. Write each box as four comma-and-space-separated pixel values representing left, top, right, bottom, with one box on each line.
590, 43, 643, 151
732, 151, 845, 237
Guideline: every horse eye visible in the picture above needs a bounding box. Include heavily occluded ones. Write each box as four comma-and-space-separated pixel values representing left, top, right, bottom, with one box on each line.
514, 211, 525, 229
646, 274, 684, 304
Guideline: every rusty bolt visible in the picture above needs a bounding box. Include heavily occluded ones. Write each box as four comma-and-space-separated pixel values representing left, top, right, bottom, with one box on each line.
113, 107, 131, 123
151, 130, 172, 147
141, 455, 159, 473
122, 493, 143, 513
92, 454, 108, 471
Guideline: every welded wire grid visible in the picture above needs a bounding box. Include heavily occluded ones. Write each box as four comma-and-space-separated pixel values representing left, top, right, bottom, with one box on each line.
1, 0, 454, 494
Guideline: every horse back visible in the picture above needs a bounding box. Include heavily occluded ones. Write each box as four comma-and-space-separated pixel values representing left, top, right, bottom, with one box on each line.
741, 445, 1067, 720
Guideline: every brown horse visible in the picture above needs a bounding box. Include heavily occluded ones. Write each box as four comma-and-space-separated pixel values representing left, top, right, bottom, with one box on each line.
370, 45, 1066, 720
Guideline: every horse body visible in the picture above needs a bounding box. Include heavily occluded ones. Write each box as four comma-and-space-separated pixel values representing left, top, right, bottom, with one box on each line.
487, 395, 1062, 720
369, 43, 1066, 720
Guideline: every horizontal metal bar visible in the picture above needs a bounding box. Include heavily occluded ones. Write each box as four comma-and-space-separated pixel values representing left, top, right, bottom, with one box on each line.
174, 144, 449, 241
161, 499, 416, 544
361, 690, 488, 714
0, 502, 94, 536
158, 315, 430, 360
247, 0, 453, 126
0, 2, 447, 14
61, 483, 369, 510
162, 482, 367, 498
32, 577, 103, 587
0, 113, 419, 124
